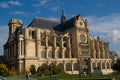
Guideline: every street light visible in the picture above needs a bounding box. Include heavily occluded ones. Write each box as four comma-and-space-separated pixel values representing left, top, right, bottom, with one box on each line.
50, 61, 55, 80
50, 63, 53, 80
78, 58, 82, 79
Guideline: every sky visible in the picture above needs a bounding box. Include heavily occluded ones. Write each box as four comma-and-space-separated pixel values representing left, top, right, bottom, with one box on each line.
0, 0, 120, 56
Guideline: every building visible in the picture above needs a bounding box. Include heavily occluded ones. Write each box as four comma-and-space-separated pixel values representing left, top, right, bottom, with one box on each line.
0, 55, 4, 63
3, 11, 113, 75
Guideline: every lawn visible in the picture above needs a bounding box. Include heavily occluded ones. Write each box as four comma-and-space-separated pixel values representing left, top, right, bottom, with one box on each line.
30, 73, 120, 80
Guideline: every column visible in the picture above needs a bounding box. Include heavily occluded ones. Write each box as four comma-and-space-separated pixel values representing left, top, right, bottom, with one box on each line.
63, 61, 66, 72
105, 62, 107, 69
53, 36, 57, 58
91, 63, 93, 73
68, 37, 71, 59
53, 36, 56, 48
46, 48, 48, 58
72, 62, 74, 74
100, 61, 102, 70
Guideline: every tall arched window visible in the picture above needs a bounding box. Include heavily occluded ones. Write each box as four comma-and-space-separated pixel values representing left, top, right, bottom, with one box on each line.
58, 63, 64, 70
63, 37, 67, 47
57, 51, 62, 58
64, 52, 68, 58
41, 51, 46, 58
73, 63, 78, 71
66, 63, 72, 71
48, 51, 53, 58
102, 63, 105, 69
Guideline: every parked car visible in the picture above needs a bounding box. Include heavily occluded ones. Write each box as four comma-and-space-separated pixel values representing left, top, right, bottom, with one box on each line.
0, 76, 7, 80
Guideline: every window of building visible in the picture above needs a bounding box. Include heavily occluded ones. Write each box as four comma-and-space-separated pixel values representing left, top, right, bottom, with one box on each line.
48, 51, 53, 58
48, 36, 53, 46
63, 37, 67, 47
73, 63, 78, 71
41, 33, 45, 46
58, 63, 64, 70
102, 63, 105, 69
64, 52, 68, 58
66, 63, 72, 71
32, 31, 35, 39
41, 51, 46, 58
57, 51, 62, 58
56, 37, 60, 47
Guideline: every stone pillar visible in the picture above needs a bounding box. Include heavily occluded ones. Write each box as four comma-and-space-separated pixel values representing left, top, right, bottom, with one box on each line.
46, 48, 48, 58
100, 61, 102, 70
18, 40, 21, 57
36, 29, 40, 57
105, 62, 107, 69
45, 33, 48, 47
72, 62, 74, 74
53, 36, 57, 58
90, 61, 93, 73
68, 37, 71, 59
63, 61, 66, 72
53, 36, 56, 48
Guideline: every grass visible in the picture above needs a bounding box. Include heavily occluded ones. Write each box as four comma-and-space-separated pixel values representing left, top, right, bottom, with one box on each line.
5, 73, 120, 80
30, 73, 120, 80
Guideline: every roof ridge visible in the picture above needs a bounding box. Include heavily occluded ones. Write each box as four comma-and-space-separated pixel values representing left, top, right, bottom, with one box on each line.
34, 17, 59, 23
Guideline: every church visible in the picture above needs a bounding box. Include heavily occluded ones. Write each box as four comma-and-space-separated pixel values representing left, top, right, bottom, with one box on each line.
3, 11, 113, 75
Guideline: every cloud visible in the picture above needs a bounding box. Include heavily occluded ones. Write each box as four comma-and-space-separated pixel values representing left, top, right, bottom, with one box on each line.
10, 11, 26, 15
0, 2, 9, 8
0, 25, 8, 54
85, 13, 120, 43
50, 6, 60, 11
47, 17, 59, 21
32, 0, 48, 7
0, 1, 22, 8
9, 1, 22, 6
40, 0, 48, 5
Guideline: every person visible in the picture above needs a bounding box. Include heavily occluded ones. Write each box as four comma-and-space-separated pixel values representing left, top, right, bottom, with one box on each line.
26, 72, 29, 80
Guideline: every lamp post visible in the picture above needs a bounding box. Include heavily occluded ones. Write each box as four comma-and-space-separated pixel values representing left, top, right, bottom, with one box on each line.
50, 63, 53, 80
78, 58, 82, 79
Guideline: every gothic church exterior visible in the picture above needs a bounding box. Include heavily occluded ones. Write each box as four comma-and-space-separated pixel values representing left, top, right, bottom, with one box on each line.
4, 11, 113, 74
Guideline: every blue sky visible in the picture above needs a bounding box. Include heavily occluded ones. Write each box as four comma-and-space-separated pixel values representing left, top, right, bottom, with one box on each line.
0, 0, 120, 55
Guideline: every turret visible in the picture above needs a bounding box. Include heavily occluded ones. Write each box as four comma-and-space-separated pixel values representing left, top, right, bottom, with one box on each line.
8, 18, 23, 37
61, 10, 67, 25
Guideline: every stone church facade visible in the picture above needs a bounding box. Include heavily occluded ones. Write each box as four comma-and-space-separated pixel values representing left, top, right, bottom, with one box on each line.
4, 11, 113, 74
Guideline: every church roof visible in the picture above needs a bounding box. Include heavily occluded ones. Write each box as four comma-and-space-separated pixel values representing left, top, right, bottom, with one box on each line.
28, 17, 60, 30
28, 14, 81, 32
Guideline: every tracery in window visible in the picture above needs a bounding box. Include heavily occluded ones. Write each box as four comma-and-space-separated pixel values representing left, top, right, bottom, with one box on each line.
41, 51, 46, 58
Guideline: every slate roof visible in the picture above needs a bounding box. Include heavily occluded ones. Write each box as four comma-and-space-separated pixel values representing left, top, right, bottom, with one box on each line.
28, 17, 60, 30
28, 14, 81, 32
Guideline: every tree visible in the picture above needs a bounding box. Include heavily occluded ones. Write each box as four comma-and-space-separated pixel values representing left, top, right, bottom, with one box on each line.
29, 65, 36, 75
112, 59, 120, 72
37, 63, 64, 76
0, 64, 9, 76
37, 63, 49, 76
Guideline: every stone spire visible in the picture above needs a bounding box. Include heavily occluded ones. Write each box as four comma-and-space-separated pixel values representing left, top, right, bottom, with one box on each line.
61, 9, 67, 25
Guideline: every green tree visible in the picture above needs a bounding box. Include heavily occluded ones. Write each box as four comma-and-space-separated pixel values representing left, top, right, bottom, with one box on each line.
37, 63, 64, 76
51, 64, 64, 75
112, 59, 120, 72
37, 63, 49, 76
29, 65, 36, 75
0, 64, 9, 76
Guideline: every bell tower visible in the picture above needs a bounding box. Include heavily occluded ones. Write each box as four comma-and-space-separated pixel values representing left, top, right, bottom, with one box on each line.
74, 14, 91, 74
8, 18, 23, 37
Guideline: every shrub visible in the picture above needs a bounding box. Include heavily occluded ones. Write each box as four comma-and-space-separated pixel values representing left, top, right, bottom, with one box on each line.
0, 64, 9, 76
37, 63, 64, 76
29, 65, 36, 75
9, 67, 17, 76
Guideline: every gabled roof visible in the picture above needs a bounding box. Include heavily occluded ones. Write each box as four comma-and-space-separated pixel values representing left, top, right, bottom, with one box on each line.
27, 14, 81, 32
28, 17, 60, 30
54, 14, 80, 31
